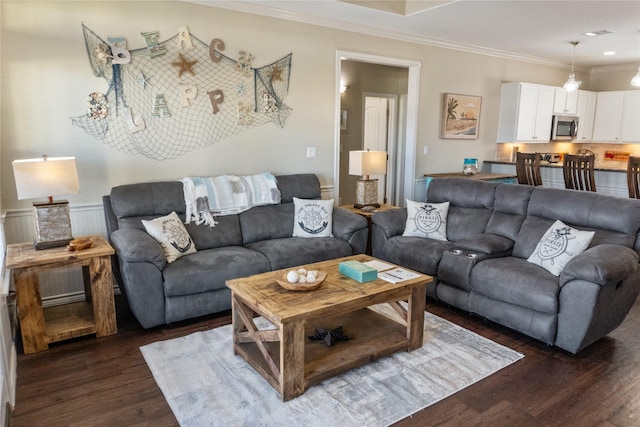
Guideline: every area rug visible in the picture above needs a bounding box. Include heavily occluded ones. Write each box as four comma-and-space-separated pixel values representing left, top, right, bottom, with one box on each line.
141, 305, 523, 427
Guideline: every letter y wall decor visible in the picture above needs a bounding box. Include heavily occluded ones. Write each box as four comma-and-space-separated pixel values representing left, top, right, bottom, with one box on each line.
72, 24, 293, 160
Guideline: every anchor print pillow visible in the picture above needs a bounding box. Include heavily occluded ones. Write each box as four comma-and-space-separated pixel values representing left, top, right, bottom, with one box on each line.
527, 220, 595, 276
292, 198, 334, 238
402, 200, 450, 241
142, 211, 197, 263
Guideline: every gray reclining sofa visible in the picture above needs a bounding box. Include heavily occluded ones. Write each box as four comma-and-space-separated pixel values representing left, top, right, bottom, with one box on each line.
372, 178, 640, 353
103, 174, 368, 328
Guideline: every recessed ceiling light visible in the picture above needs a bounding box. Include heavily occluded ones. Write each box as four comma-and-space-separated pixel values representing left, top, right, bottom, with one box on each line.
583, 30, 614, 37
603, 51, 616, 56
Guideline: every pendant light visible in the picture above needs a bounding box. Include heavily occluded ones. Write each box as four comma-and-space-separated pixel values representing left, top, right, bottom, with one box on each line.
631, 67, 640, 87
563, 41, 581, 92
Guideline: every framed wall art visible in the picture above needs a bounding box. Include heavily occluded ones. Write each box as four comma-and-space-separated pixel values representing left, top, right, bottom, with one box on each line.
442, 93, 482, 140
340, 108, 349, 133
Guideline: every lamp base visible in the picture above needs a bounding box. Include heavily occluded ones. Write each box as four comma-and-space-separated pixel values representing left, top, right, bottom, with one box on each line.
355, 178, 380, 208
33, 200, 73, 250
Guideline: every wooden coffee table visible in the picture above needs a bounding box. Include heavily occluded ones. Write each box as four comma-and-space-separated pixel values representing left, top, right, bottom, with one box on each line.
225, 254, 431, 401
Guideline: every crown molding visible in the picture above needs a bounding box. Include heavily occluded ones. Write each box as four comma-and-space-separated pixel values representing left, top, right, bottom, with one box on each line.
590, 63, 640, 74
185, 0, 586, 71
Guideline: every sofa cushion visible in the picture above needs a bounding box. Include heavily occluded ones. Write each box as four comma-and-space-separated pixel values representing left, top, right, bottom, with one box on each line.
403, 200, 449, 241
111, 181, 185, 219
485, 183, 533, 240
246, 237, 352, 271
292, 198, 334, 238
239, 204, 295, 245
427, 178, 497, 242
382, 235, 455, 276
527, 220, 595, 276
185, 214, 243, 250
142, 212, 197, 263
471, 256, 560, 314
162, 246, 270, 297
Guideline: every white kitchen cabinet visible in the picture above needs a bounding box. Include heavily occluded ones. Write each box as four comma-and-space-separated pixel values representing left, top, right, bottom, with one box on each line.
592, 91, 624, 142
620, 91, 640, 142
575, 90, 597, 142
497, 82, 555, 143
553, 88, 579, 115
592, 91, 640, 142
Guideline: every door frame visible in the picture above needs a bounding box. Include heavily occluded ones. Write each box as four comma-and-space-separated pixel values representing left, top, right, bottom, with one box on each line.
335, 50, 421, 206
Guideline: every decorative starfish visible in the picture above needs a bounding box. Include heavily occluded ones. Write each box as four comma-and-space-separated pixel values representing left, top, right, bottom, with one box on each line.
308, 325, 352, 347
236, 82, 245, 96
269, 65, 284, 82
171, 53, 197, 78
137, 72, 152, 89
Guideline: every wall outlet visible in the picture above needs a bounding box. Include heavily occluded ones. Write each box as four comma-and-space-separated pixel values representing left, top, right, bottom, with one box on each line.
307, 147, 317, 158
423, 145, 429, 155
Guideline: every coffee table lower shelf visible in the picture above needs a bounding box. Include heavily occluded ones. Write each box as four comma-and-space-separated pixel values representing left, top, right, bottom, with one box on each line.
234, 307, 409, 396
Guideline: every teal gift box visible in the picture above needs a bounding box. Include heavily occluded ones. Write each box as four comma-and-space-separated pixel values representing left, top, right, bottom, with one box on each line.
339, 260, 377, 283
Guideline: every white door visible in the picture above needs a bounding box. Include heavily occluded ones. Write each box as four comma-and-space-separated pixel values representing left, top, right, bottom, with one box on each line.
364, 97, 388, 203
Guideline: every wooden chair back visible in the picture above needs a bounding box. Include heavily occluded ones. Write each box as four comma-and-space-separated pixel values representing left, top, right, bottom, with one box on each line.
627, 156, 640, 198
563, 154, 596, 192
515, 152, 542, 186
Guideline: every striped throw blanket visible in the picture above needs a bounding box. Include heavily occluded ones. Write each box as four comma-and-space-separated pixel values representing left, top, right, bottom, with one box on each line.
182, 173, 281, 227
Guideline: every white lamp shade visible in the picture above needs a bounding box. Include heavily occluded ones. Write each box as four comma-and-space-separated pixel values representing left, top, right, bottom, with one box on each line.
12, 156, 80, 200
349, 150, 387, 176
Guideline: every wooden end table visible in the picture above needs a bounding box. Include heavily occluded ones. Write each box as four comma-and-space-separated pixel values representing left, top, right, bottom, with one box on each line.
226, 255, 431, 401
340, 204, 400, 254
6, 235, 117, 354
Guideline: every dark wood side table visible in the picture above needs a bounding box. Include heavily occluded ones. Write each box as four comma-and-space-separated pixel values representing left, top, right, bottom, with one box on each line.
340, 204, 400, 255
6, 235, 117, 354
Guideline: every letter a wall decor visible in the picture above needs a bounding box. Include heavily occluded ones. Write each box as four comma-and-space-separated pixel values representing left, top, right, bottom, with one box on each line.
72, 24, 293, 160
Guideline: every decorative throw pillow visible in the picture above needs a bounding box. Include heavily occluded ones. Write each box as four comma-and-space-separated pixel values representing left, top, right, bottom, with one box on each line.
292, 197, 334, 238
403, 200, 450, 241
527, 220, 595, 276
142, 211, 197, 263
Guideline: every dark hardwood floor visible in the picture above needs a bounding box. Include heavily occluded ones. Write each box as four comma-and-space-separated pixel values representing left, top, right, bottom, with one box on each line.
11, 294, 640, 426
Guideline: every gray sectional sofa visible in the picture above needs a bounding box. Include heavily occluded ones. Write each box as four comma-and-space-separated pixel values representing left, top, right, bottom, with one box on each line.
103, 174, 368, 328
372, 178, 640, 353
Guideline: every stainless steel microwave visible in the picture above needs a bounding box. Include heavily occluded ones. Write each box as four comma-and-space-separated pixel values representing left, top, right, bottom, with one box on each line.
551, 115, 579, 141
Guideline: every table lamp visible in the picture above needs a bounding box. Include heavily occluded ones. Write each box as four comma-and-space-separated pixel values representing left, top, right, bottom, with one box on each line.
12, 155, 80, 250
349, 149, 387, 209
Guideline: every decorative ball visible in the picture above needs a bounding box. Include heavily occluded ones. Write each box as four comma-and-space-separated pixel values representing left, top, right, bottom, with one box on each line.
296, 268, 307, 275
298, 276, 307, 284
306, 272, 317, 282
286, 270, 299, 283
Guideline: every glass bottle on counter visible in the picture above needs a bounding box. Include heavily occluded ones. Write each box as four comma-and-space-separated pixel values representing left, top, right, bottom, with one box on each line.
463, 158, 478, 175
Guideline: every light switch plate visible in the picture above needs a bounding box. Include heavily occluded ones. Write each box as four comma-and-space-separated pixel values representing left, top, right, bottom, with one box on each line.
307, 147, 317, 158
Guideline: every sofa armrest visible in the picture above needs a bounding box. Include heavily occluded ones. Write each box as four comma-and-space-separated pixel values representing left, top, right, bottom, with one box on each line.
560, 244, 639, 287
371, 208, 407, 257
110, 228, 167, 270
371, 208, 407, 238
454, 233, 514, 257
332, 207, 368, 253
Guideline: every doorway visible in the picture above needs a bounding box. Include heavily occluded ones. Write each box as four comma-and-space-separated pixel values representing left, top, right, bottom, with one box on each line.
363, 94, 397, 204
335, 51, 421, 207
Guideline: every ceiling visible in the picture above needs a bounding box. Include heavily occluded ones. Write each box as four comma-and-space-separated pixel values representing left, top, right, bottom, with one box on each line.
189, 0, 640, 71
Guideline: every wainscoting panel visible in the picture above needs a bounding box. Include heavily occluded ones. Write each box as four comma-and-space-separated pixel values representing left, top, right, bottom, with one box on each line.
2, 204, 107, 305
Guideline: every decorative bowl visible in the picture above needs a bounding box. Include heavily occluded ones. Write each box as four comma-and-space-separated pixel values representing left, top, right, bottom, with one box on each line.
276, 271, 327, 291
66, 237, 94, 251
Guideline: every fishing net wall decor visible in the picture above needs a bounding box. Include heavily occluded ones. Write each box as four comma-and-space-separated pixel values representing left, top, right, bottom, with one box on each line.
71, 24, 292, 160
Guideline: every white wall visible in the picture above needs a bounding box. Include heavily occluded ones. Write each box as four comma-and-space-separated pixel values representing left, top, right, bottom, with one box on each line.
0, 0, 617, 218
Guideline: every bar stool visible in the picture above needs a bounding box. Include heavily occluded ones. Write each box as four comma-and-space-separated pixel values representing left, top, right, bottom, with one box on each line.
627, 156, 640, 198
563, 154, 596, 192
515, 152, 542, 186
